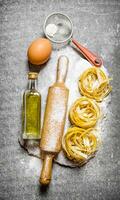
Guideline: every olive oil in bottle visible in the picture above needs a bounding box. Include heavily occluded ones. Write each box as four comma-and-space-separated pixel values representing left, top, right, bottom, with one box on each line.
22, 72, 41, 140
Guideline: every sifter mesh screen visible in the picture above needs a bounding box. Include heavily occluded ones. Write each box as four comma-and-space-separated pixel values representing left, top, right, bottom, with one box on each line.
44, 13, 73, 43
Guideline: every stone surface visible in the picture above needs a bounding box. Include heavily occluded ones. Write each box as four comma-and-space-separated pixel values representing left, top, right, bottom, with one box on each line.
0, 0, 120, 200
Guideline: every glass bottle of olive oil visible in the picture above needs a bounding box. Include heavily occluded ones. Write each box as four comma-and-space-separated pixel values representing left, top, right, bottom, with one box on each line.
22, 72, 41, 140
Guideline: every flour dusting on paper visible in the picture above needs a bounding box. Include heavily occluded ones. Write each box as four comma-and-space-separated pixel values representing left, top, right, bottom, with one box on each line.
22, 46, 111, 170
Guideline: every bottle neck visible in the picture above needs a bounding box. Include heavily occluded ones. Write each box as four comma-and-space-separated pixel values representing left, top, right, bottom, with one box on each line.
28, 79, 37, 90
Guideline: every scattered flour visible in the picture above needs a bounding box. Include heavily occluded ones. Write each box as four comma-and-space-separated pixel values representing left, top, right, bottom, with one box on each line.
23, 46, 111, 171
45, 24, 58, 37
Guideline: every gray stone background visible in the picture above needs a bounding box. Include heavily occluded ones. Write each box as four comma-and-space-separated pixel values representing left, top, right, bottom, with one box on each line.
0, 0, 120, 200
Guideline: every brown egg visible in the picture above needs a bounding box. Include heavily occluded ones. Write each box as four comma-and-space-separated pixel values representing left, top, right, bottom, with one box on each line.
27, 38, 52, 65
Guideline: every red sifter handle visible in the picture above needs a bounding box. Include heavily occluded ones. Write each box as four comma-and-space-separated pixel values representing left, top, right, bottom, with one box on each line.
72, 39, 103, 67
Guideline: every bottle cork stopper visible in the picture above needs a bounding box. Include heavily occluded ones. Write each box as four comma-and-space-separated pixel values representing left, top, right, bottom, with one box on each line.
28, 72, 38, 79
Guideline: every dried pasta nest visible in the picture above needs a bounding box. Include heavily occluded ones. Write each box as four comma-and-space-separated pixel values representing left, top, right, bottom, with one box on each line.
79, 67, 112, 102
62, 127, 101, 164
69, 97, 100, 128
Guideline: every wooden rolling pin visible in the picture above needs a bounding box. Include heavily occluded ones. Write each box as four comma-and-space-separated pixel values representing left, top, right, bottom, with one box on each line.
40, 55, 69, 185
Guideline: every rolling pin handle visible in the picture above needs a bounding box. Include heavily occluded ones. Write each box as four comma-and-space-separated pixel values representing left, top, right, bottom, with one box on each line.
40, 154, 53, 185
56, 55, 69, 83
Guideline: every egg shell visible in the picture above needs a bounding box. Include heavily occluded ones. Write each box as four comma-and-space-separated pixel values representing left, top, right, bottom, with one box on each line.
27, 38, 52, 65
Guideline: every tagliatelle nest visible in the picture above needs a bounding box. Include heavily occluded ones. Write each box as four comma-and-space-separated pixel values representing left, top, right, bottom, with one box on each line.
79, 67, 112, 102
69, 97, 100, 128
62, 127, 101, 164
